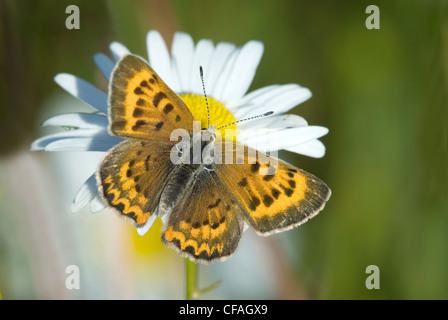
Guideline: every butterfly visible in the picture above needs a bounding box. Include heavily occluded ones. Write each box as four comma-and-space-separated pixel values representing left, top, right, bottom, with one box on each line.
97, 54, 331, 263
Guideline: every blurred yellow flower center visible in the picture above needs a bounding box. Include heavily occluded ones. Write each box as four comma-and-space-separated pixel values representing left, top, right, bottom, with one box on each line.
180, 93, 237, 141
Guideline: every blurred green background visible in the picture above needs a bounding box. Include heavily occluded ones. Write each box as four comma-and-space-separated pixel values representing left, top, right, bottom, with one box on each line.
0, 0, 447, 299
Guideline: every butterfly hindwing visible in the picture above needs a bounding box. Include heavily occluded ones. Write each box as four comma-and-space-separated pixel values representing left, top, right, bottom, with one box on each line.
98, 139, 175, 227
161, 168, 245, 262
215, 142, 331, 235
108, 54, 195, 141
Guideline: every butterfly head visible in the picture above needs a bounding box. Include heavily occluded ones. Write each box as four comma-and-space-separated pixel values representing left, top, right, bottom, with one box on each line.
201, 124, 217, 140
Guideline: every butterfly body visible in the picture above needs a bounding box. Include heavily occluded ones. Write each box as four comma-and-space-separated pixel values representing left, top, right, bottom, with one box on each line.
98, 54, 331, 263
158, 160, 208, 218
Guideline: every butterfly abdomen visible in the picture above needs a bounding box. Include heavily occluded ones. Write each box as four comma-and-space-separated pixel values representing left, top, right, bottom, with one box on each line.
158, 164, 198, 217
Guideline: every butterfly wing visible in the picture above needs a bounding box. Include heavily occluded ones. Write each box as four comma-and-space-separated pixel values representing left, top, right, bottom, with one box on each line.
161, 168, 245, 262
98, 139, 175, 227
108, 54, 195, 141
215, 142, 331, 235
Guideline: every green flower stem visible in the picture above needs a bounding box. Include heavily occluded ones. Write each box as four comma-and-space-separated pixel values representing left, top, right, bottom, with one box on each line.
185, 258, 222, 300
185, 258, 198, 300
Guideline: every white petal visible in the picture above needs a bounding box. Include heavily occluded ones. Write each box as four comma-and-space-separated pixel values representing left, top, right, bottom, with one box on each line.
205, 41, 236, 97
31, 129, 109, 150
160, 213, 170, 228
234, 84, 312, 119
42, 113, 108, 130
44, 135, 122, 152
54, 74, 108, 114
238, 128, 281, 152
90, 195, 107, 212
171, 32, 195, 93
239, 126, 328, 152
219, 41, 264, 106
146, 30, 179, 91
211, 47, 240, 102
94, 53, 115, 81
188, 39, 214, 95
237, 113, 308, 130
71, 174, 98, 212
136, 213, 158, 236
285, 139, 326, 158
110, 41, 131, 61
238, 84, 280, 104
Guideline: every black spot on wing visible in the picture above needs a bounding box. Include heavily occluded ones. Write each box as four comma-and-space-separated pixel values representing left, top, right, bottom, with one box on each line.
251, 162, 260, 173
207, 198, 221, 209
153, 92, 167, 107
134, 87, 144, 95
249, 196, 261, 211
238, 178, 248, 187
133, 107, 144, 117
155, 121, 164, 131
262, 195, 274, 207
288, 180, 296, 189
271, 188, 280, 199
163, 103, 174, 114
140, 80, 150, 89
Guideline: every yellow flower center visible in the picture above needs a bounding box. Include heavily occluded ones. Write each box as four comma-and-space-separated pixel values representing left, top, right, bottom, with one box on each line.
180, 93, 237, 141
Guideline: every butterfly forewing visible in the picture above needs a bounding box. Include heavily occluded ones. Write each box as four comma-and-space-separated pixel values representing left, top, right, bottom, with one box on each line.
215, 143, 331, 235
108, 54, 195, 141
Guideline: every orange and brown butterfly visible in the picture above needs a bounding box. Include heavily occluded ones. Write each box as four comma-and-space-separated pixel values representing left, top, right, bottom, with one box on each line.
97, 54, 331, 263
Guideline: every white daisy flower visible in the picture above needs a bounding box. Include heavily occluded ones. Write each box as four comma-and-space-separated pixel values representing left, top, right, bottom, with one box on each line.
31, 30, 329, 229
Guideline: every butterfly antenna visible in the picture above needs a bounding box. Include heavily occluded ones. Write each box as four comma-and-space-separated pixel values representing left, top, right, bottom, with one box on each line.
217, 111, 274, 130
199, 66, 211, 128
